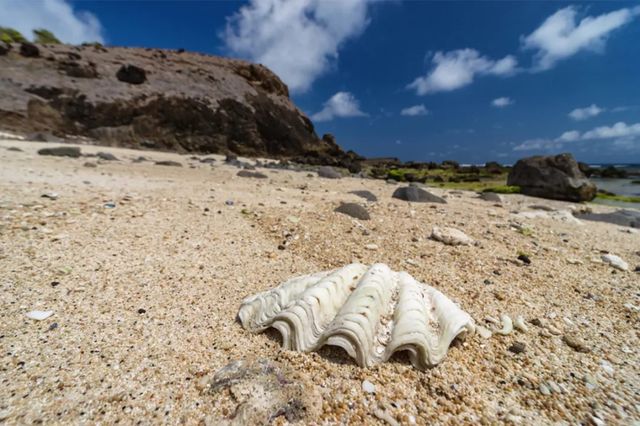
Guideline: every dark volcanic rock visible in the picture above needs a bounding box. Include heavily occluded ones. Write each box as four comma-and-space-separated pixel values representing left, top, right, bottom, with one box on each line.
392, 186, 447, 203
334, 202, 370, 220
575, 209, 640, 228
155, 160, 182, 167
317, 166, 341, 179
20, 42, 40, 58
0, 43, 10, 56
479, 192, 503, 203
116, 64, 146, 84
96, 151, 118, 161
507, 153, 596, 202
237, 170, 268, 179
349, 190, 378, 202
0, 44, 360, 167
37, 146, 81, 158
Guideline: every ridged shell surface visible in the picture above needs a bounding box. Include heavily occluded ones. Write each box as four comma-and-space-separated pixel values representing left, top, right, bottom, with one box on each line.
238, 263, 475, 370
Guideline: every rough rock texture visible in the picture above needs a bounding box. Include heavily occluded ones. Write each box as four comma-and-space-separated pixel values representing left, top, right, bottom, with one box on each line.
392, 186, 447, 203
37, 146, 81, 157
575, 209, 640, 228
0, 43, 359, 166
334, 202, 370, 220
507, 154, 597, 202
209, 358, 321, 425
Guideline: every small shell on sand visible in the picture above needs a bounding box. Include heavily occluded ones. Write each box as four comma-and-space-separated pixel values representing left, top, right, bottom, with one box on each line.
26, 310, 54, 321
514, 316, 529, 332
238, 263, 475, 370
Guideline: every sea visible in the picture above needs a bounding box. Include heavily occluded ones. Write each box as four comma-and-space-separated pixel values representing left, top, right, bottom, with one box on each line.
589, 164, 640, 210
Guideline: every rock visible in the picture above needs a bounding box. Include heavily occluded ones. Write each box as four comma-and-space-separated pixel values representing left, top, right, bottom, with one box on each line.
349, 190, 378, 202
517, 254, 531, 264
0, 42, 10, 56
392, 186, 446, 203
26, 310, 53, 320
6, 146, 22, 152
317, 166, 341, 179
0, 44, 360, 165
59, 60, 98, 78
20, 42, 40, 58
365, 243, 379, 250
237, 170, 268, 179
37, 146, 81, 158
362, 380, 376, 393
41, 192, 59, 200
334, 202, 370, 220
601, 254, 628, 271
154, 160, 182, 167
116, 64, 146, 84
575, 209, 640, 228
508, 342, 526, 354
539, 384, 551, 396
479, 192, 503, 203
83, 161, 97, 168
209, 358, 320, 424
200, 157, 216, 164
507, 153, 596, 202
96, 152, 119, 161
563, 335, 591, 353
430, 226, 474, 246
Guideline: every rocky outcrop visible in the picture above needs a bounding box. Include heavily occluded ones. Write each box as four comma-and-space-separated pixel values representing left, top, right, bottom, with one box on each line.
0, 43, 359, 165
507, 154, 597, 202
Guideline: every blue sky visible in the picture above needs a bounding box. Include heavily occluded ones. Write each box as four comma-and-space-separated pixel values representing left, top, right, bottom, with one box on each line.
2, 0, 639, 164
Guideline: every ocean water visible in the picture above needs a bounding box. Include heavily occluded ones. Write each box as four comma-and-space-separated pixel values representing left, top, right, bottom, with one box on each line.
590, 178, 640, 210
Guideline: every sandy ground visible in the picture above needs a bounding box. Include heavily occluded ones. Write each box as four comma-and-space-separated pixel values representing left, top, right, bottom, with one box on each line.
0, 139, 638, 425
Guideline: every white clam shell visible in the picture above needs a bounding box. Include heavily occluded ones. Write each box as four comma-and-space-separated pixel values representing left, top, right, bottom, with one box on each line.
238, 263, 475, 370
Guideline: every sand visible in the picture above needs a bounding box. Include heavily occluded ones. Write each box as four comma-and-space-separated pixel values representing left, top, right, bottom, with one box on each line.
0, 139, 638, 425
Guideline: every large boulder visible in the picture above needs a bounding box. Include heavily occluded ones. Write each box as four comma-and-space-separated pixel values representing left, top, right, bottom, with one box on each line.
116, 64, 146, 84
507, 154, 596, 202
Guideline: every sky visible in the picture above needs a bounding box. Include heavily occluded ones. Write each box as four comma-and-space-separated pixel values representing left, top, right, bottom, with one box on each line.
1, 0, 639, 164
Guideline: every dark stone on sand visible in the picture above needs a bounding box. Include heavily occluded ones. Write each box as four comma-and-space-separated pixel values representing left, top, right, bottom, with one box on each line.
96, 151, 119, 161
509, 342, 526, 354
237, 170, 268, 179
392, 186, 446, 203
575, 209, 640, 228
507, 153, 596, 202
155, 160, 182, 167
37, 146, 81, 158
7, 146, 23, 152
200, 157, 216, 164
334, 202, 370, 220
317, 166, 341, 179
479, 192, 503, 203
116, 64, 146, 84
349, 190, 378, 202
517, 254, 531, 264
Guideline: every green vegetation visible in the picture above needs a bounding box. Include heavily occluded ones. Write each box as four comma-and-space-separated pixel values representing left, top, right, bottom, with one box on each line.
594, 193, 640, 203
33, 28, 61, 44
481, 185, 521, 194
517, 227, 534, 237
0, 27, 27, 43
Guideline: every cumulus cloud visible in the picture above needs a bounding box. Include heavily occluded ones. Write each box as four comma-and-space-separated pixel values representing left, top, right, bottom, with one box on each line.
400, 104, 429, 116
492, 97, 514, 108
311, 92, 367, 122
522, 6, 640, 71
514, 121, 640, 151
222, 0, 374, 93
0, 0, 104, 44
408, 49, 517, 95
568, 104, 604, 121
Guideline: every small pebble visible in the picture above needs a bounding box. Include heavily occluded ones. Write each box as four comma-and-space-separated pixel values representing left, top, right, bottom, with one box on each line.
41, 192, 58, 200
563, 335, 591, 353
225, 200, 234, 206
539, 384, 551, 396
104, 202, 116, 209
362, 380, 376, 393
365, 244, 379, 251
517, 254, 531, 264
508, 341, 526, 354
137, 308, 146, 314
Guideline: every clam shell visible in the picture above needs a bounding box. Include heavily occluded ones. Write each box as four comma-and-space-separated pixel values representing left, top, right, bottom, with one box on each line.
238, 263, 475, 370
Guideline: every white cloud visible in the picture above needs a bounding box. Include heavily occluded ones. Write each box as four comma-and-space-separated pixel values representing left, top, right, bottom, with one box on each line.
0, 0, 104, 44
311, 91, 367, 122
568, 104, 604, 120
582, 121, 640, 140
408, 49, 518, 95
514, 121, 640, 151
522, 6, 640, 71
222, 0, 374, 93
400, 104, 429, 116
492, 97, 514, 108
